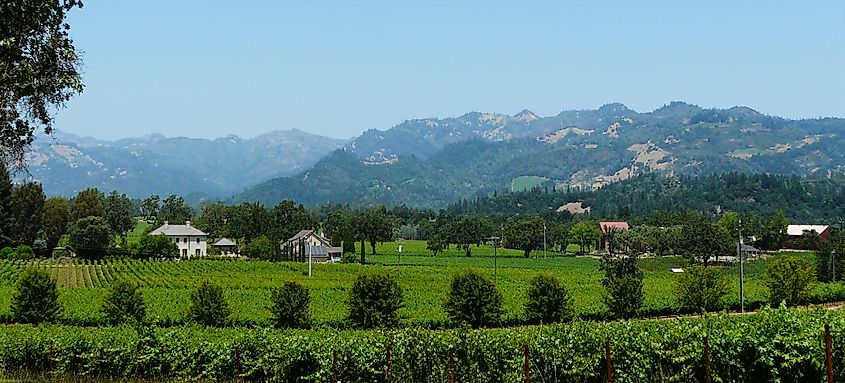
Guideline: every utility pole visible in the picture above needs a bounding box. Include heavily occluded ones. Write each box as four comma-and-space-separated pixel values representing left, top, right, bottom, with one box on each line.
738, 219, 744, 313
308, 243, 312, 277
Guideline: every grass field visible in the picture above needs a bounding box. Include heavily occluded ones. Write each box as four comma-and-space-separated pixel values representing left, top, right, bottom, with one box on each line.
511, 175, 550, 192
0, 242, 836, 327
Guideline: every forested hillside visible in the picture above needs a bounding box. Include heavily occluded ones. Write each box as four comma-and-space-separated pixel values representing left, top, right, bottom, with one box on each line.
448, 173, 845, 222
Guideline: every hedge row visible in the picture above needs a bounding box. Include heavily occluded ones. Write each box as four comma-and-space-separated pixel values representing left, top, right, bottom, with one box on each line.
0, 307, 843, 382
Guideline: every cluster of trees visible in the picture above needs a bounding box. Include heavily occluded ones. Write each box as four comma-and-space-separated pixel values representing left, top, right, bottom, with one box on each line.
0, 164, 142, 258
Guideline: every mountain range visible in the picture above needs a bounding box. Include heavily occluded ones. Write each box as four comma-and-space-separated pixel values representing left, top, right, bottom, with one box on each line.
20, 101, 845, 208
233, 102, 845, 208
19, 129, 348, 200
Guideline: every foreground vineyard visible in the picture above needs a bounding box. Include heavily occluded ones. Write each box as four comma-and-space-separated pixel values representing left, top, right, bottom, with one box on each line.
0, 254, 843, 326
0, 308, 842, 382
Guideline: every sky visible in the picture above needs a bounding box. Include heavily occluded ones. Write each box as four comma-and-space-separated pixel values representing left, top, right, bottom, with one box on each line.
55, 1, 845, 140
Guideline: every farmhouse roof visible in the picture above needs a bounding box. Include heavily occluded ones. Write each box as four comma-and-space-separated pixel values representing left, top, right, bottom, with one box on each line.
211, 238, 237, 247
599, 221, 630, 233
741, 244, 759, 252
287, 229, 330, 245
787, 225, 830, 236
149, 221, 207, 236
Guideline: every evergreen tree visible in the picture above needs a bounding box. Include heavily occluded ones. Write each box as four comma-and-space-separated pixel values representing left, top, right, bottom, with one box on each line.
9, 182, 46, 247
43, 197, 69, 251
0, 162, 13, 248
69, 188, 105, 221
103, 191, 135, 244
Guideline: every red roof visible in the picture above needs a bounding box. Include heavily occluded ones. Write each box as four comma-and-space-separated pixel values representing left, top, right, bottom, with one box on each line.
599, 221, 630, 233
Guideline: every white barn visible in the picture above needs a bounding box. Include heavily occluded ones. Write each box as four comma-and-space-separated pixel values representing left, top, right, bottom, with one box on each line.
149, 221, 208, 257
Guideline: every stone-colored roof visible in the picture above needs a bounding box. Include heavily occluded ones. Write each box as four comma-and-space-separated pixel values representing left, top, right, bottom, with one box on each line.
787, 225, 829, 236
212, 238, 237, 247
149, 221, 207, 236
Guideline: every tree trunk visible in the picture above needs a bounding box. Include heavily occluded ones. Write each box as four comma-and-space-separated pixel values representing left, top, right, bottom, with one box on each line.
524, 249, 530, 258
360, 239, 366, 263
370, 240, 377, 255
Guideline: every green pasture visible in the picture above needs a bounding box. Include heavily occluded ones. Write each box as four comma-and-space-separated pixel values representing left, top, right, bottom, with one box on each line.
511, 175, 549, 192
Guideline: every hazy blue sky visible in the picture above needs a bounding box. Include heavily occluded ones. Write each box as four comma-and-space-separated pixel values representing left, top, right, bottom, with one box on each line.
56, 1, 845, 140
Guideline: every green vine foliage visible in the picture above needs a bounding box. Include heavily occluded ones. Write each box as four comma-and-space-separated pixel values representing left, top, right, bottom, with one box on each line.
0, 307, 841, 382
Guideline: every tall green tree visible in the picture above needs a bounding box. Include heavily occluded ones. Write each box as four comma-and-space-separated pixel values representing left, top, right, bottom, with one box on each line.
103, 191, 135, 244
267, 200, 316, 243
68, 216, 112, 254
0, 163, 14, 247
135, 233, 178, 259
569, 221, 600, 254
158, 195, 193, 225
505, 217, 544, 258
9, 182, 45, 246
453, 216, 488, 257
678, 217, 733, 266
357, 208, 394, 258
757, 209, 789, 251
230, 202, 269, 241
140, 195, 160, 223
0, 0, 84, 166
69, 188, 105, 221
43, 197, 69, 251
195, 201, 232, 239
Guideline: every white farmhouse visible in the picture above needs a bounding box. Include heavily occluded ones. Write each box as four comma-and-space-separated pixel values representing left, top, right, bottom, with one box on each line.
149, 221, 208, 257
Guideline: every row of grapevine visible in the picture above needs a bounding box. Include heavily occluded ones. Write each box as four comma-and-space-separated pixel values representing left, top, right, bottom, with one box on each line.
0, 308, 842, 382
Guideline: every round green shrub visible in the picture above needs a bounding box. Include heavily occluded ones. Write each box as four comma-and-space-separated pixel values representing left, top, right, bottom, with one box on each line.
11, 268, 61, 324
525, 274, 573, 324
673, 265, 730, 312
189, 280, 230, 327
444, 270, 502, 328
270, 281, 311, 329
347, 272, 403, 329
102, 279, 146, 324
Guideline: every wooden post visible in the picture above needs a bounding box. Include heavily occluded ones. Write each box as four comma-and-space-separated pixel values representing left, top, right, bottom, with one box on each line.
333, 350, 338, 383
387, 341, 392, 382
523, 343, 531, 383
825, 324, 834, 383
450, 348, 455, 383
605, 340, 613, 383
234, 346, 242, 380
703, 336, 712, 383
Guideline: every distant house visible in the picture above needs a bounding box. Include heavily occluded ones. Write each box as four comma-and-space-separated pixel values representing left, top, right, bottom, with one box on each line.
740, 244, 759, 259
283, 230, 342, 263
211, 238, 238, 256
783, 224, 831, 249
599, 221, 630, 252
149, 221, 207, 257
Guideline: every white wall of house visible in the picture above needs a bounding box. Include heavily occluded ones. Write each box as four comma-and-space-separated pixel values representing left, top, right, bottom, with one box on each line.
172, 235, 207, 257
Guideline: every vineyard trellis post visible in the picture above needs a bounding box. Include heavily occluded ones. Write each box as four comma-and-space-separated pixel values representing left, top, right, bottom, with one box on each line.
333, 349, 338, 383
523, 343, 531, 383
703, 335, 712, 383
450, 347, 455, 383
234, 345, 242, 380
605, 340, 613, 383
825, 324, 834, 383
386, 340, 392, 381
